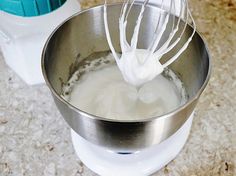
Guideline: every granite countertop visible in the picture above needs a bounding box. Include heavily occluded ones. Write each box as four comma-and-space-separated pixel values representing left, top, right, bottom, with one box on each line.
0, 0, 235, 175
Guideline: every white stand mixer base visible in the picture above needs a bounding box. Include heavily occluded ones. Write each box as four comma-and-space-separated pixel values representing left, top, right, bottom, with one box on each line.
71, 113, 194, 176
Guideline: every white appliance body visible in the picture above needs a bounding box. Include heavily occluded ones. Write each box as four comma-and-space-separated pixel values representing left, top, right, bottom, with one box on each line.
0, 0, 81, 85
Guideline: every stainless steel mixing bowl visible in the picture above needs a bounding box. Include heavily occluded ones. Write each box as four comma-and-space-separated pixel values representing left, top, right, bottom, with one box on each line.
42, 3, 211, 151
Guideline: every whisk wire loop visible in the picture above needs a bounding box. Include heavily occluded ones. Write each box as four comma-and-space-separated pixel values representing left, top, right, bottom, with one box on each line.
104, 0, 196, 85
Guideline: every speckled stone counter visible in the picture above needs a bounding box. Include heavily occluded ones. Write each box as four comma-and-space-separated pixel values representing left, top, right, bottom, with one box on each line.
0, 0, 235, 175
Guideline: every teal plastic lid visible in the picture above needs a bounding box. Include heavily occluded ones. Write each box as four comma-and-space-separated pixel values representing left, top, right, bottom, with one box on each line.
0, 0, 66, 17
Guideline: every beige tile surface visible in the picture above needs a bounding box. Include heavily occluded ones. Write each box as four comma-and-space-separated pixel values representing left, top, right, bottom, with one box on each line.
0, 0, 235, 175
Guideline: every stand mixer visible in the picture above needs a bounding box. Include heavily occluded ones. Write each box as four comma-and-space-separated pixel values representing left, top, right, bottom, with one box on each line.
42, 2, 211, 176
